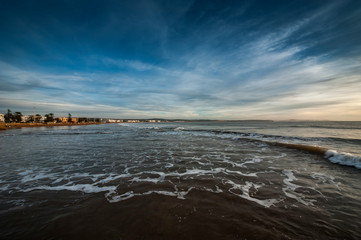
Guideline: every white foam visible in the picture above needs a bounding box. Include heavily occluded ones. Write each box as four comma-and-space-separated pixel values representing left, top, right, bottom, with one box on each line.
23, 183, 117, 194
8, 199, 26, 206
165, 168, 257, 178
282, 170, 315, 206
124, 167, 257, 185
192, 160, 213, 166
311, 172, 341, 189
107, 187, 194, 203
130, 176, 162, 184
97, 173, 133, 184
52, 177, 67, 184
118, 123, 161, 130
133, 167, 259, 181
224, 169, 258, 177
173, 185, 194, 199
165, 163, 174, 168
164, 168, 221, 177
107, 191, 135, 202
21, 172, 57, 183
124, 166, 137, 174
325, 150, 361, 169
225, 180, 280, 208
203, 185, 223, 193
311, 172, 335, 184
234, 156, 263, 168
18, 169, 33, 176
142, 171, 166, 179
0, 184, 10, 192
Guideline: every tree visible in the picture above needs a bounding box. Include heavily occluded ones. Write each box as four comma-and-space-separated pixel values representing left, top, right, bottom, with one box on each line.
4, 109, 13, 123
27, 115, 34, 123
45, 113, 54, 123
35, 114, 41, 123
78, 117, 88, 123
14, 112, 23, 123
68, 113, 72, 123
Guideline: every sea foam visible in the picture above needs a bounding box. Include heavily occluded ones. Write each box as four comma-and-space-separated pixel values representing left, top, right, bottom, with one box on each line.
325, 150, 361, 169
282, 169, 315, 206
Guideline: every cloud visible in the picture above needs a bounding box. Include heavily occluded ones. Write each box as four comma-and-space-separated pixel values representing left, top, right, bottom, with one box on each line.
0, 1, 360, 120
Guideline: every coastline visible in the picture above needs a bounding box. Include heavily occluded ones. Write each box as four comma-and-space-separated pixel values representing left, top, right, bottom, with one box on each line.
0, 122, 108, 131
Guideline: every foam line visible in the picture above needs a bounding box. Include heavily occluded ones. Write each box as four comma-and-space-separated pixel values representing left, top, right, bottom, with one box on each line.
225, 180, 280, 208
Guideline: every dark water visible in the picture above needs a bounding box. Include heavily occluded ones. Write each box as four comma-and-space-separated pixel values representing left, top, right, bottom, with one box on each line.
0, 121, 361, 239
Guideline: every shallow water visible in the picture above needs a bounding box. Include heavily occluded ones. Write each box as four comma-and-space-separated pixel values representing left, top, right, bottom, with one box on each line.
0, 121, 361, 239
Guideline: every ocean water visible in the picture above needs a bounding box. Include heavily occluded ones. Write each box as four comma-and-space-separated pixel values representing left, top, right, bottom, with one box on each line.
0, 121, 361, 239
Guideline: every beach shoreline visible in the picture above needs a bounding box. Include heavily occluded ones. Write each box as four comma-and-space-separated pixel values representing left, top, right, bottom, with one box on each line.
0, 122, 108, 131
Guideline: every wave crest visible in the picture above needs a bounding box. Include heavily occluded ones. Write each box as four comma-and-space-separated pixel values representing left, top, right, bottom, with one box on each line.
325, 150, 361, 169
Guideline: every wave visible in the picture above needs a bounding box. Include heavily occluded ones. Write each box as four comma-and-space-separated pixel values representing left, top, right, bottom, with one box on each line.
287, 125, 361, 130
182, 129, 319, 143
271, 142, 327, 155
172, 128, 361, 170
263, 142, 361, 170
207, 130, 361, 144
324, 150, 361, 169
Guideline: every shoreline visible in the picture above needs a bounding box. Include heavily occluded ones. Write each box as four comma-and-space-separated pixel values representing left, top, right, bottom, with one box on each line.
0, 122, 108, 131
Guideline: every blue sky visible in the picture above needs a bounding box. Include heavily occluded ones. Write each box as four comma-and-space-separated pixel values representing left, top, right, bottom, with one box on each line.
0, 0, 360, 120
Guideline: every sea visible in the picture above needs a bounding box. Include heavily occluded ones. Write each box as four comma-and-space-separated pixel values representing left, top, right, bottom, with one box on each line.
0, 121, 361, 239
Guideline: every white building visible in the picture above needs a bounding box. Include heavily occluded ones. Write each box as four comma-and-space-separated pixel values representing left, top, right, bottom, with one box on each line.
127, 120, 140, 123
0, 114, 4, 122
108, 119, 123, 123
21, 115, 28, 123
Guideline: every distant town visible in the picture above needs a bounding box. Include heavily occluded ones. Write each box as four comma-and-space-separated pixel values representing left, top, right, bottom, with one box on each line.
0, 109, 166, 125
0, 109, 272, 130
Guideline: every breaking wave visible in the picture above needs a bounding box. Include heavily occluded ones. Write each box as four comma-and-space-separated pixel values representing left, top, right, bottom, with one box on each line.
325, 150, 361, 169
168, 128, 361, 170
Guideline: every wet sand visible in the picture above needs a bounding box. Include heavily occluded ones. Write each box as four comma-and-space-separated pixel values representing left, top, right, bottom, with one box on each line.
1, 188, 355, 240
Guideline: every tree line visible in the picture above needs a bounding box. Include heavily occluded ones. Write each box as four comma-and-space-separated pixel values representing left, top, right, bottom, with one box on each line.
4, 109, 54, 123
3, 109, 100, 123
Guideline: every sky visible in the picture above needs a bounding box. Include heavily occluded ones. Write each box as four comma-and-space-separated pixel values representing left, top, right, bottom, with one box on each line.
0, 0, 360, 120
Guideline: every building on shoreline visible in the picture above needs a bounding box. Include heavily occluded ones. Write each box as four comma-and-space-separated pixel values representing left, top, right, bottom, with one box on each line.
108, 119, 123, 123
0, 114, 4, 122
126, 120, 140, 123
21, 115, 28, 123
59, 117, 79, 123
106, 119, 164, 123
